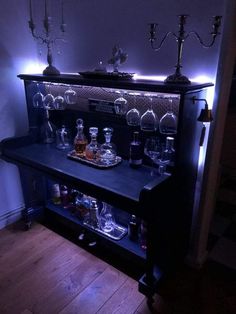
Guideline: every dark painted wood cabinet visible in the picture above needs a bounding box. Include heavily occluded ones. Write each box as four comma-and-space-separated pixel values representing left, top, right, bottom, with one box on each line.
0, 73, 213, 302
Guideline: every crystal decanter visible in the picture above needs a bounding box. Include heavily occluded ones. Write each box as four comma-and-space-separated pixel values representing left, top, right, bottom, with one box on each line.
100, 127, 117, 165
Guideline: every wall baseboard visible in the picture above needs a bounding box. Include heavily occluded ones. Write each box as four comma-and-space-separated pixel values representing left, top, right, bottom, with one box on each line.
0, 206, 24, 230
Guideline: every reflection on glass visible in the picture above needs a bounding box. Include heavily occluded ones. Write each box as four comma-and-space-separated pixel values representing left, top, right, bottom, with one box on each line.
126, 92, 140, 126
159, 98, 177, 135
140, 94, 158, 132
33, 83, 44, 108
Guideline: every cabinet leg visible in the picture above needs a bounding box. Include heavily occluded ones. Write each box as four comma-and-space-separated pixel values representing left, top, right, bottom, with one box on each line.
147, 296, 154, 309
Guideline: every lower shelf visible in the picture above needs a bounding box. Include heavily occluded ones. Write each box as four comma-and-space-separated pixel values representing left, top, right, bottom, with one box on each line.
46, 201, 146, 264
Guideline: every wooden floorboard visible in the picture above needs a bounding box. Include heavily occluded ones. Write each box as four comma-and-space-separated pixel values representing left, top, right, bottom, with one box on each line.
0, 222, 235, 314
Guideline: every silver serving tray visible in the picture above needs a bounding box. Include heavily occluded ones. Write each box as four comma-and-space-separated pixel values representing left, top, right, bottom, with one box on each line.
78, 71, 134, 80
83, 221, 127, 240
67, 150, 122, 169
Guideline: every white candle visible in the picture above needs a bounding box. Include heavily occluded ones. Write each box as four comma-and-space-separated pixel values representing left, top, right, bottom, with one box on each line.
29, 0, 33, 21
61, 0, 64, 24
44, 0, 48, 19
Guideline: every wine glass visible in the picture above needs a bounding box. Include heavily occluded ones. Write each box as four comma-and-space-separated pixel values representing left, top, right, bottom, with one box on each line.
43, 84, 55, 110
159, 97, 178, 135
126, 92, 140, 126
54, 86, 66, 110
114, 90, 128, 115
32, 83, 44, 108
64, 86, 77, 105
144, 137, 161, 175
154, 137, 175, 175
140, 94, 159, 132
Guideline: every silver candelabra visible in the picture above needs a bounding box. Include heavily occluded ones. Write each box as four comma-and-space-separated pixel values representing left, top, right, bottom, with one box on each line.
28, 0, 66, 75
149, 15, 222, 84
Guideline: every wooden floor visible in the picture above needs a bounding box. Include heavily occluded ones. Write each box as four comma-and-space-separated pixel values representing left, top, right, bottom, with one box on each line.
0, 222, 235, 314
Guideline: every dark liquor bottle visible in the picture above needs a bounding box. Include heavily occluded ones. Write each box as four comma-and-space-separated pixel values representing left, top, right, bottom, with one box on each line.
129, 132, 143, 168
128, 215, 139, 241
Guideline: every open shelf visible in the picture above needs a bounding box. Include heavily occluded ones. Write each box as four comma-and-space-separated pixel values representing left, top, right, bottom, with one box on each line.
46, 201, 146, 262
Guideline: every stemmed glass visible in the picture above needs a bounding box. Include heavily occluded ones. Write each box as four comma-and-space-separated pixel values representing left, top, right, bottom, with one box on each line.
33, 83, 44, 108
159, 97, 178, 135
126, 92, 140, 126
114, 90, 128, 115
154, 137, 175, 175
54, 85, 66, 110
64, 86, 77, 105
43, 84, 55, 110
140, 94, 159, 132
144, 137, 161, 176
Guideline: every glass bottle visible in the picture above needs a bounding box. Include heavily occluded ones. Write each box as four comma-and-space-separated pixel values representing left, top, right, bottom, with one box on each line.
74, 118, 87, 157
100, 127, 117, 165
40, 109, 56, 143
85, 127, 100, 161
129, 132, 143, 168
99, 203, 115, 233
51, 183, 61, 205
87, 199, 100, 229
128, 215, 139, 241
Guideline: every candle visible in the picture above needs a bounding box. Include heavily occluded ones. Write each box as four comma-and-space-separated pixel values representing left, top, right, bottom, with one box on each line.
44, 0, 48, 19
29, 0, 33, 21
61, 0, 64, 24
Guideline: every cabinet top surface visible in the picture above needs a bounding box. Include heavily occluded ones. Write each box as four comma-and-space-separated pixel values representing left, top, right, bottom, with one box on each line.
18, 73, 213, 94
2, 139, 169, 208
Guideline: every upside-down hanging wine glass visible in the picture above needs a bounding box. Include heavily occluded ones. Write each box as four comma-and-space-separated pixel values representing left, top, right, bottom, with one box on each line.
159, 97, 178, 135
33, 83, 44, 108
126, 92, 140, 126
114, 90, 128, 115
64, 86, 77, 105
43, 84, 55, 110
140, 94, 159, 132
54, 85, 66, 110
